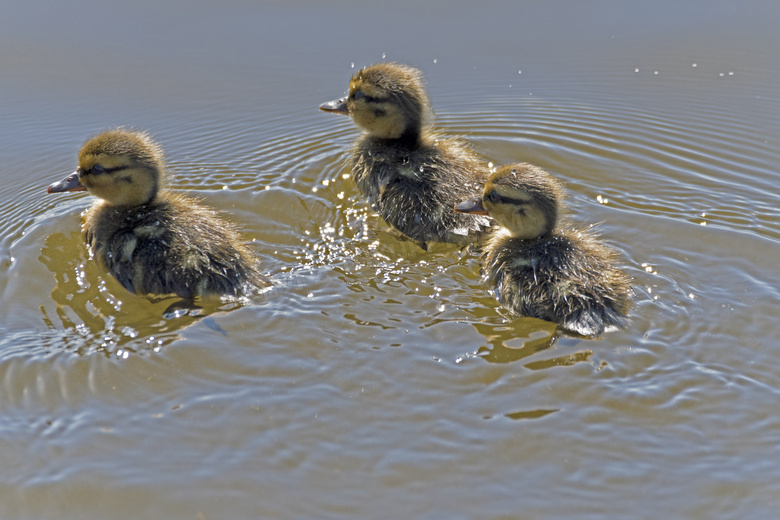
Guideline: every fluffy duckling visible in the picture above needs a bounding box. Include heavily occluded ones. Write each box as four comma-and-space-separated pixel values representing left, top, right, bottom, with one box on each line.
455, 163, 632, 336
320, 62, 491, 248
47, 128, 270, 300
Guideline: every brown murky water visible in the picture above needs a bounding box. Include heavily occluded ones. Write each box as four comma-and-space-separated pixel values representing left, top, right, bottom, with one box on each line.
2, 0, 780, 518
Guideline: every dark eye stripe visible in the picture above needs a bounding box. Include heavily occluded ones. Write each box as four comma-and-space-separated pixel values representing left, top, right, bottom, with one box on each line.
497, 195, 529, 206
79, 165, 126, 176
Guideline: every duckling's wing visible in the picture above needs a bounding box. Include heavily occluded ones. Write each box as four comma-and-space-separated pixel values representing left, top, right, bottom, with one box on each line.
91, 228, 144, 295
112, 260, 140, 295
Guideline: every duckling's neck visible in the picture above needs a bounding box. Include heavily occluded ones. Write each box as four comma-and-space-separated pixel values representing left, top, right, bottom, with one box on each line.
487, 227, 549, 251
370, 127, 423, 149
98, 193, 163, 213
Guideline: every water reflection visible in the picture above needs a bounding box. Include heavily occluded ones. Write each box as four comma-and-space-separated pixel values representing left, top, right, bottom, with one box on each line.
503, 408, 559, 421
37, 230, 238, 355
472, 317, 557, 364
467, 314, 599, 372
524, 349, 594, 371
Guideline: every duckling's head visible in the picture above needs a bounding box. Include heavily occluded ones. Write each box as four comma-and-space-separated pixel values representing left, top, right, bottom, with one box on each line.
455, 163, 563, 239
319, 63, 431, 141
47, 128, 165, 207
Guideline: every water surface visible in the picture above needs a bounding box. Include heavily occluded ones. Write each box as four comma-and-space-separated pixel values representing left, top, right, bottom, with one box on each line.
2, 1, 780, 518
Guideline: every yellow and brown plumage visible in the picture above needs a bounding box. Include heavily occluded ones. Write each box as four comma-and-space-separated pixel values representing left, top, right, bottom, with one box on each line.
455, 163, 632, 336
320, 62, 491, 248
47, 128, 270, 300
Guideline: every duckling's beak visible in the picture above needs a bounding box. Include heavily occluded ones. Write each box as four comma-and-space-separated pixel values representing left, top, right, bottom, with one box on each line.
319, 98, 349, 116
47, 171, 86, 194
454, 198, 488, 215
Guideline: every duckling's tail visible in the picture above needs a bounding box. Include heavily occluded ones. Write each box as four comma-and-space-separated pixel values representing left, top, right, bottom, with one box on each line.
563, 306, 630, 337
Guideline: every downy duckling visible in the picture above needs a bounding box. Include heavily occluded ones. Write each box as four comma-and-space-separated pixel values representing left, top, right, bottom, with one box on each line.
455, 163, 632, 336
47, 128, 270, 300
320, 62, 491, 249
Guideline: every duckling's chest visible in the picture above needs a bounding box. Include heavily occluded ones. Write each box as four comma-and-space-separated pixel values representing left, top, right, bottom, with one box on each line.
84, 204, 175, 261
487, 237, 576, 283
352, 147, 431, 200
351, 139, 490, 244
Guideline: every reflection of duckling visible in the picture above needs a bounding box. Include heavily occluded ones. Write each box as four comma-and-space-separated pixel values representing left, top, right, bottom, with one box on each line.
455, 163, 632, 336
320, 62, 491, 248
47, 128, 270, 300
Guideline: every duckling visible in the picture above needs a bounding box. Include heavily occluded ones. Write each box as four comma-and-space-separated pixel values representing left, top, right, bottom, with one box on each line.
46, 128, 270, 300
320, 62, 491, 248
455, 163, 632, 336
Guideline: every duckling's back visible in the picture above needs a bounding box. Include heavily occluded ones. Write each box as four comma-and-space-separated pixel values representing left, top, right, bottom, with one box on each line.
485, 230, 632, 336
84, 192, 269, 299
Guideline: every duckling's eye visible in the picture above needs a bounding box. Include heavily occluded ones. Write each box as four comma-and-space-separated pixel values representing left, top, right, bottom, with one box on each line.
486, 190, 501, 204
91, 164, 107, 175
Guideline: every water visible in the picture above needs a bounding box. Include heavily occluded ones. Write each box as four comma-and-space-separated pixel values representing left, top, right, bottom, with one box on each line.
2, 0, 780, 518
